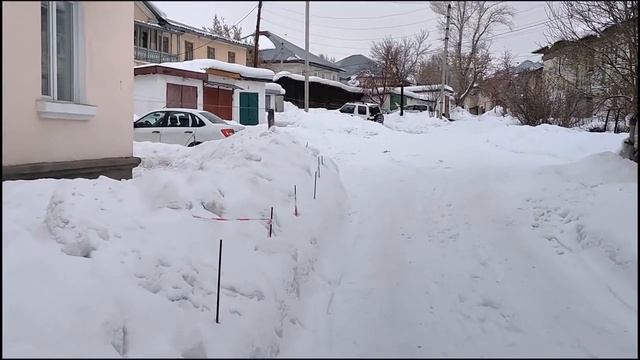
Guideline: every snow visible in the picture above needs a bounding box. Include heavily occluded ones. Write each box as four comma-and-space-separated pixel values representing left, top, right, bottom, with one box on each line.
135, 59, 275, 80
3, 104, 637, 357
403, 84, 455, 93
3, 127, 347, 357
273, 71, 364, 93
258, 35, 276, 50
265, 82, 286, 95
390, 87, 438, 102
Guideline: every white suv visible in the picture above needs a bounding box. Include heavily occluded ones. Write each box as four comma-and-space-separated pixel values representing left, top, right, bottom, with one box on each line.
338, 102, 384, 124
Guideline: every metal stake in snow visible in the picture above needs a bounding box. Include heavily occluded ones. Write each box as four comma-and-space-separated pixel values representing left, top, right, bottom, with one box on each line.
269, 207, 274, 237
294, 185, 299, 216
321, 155, 324, 166
313, 171, 317, 200
216, 239, 223, 324
317, 156, 321, 178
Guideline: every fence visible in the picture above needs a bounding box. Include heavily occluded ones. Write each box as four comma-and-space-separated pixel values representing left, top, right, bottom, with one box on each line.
134, 46, 179, 64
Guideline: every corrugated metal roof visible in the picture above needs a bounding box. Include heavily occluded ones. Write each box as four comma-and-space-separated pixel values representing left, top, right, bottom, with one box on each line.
258, 31, 344, 72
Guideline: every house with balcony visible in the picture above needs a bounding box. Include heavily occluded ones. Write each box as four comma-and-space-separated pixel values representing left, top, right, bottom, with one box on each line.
133, 1, 252, 66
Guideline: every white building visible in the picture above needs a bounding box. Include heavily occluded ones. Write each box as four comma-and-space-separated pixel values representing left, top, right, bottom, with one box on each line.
134, 59, 275, 125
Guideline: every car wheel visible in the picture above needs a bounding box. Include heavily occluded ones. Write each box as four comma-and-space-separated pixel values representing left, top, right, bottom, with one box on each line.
187, 141, 202, 147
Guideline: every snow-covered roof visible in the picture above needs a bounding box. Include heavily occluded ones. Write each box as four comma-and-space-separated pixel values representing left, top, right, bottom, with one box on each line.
259, 32, 344, 72
515, 60, 543, 73
164, 18, 252, 49
403, 84, 455, 93
335, 54, 375, 80
265, 82, 286, 95
139, 2, 251, 49
273, 71, 363, 93
144, 1, 167, 19
135, 59, 275, 80
390, 88, 437, 102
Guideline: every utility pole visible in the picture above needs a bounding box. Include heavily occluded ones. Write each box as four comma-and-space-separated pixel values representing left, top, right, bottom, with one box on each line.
304, 0, 310, 112
400, 82, 405, 116
253, 1, 263, 68
439, 3, 451, 119
280, 42, 284, 66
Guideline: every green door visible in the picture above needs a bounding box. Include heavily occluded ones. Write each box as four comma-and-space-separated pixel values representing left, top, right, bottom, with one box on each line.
239, 92, 259, 126
390, 94, 402, 111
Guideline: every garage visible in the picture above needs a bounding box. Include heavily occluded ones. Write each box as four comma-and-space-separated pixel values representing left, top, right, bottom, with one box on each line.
203, 83, 235, 121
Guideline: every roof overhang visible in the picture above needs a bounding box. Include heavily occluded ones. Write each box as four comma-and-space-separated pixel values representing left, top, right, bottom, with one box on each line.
204, 81, 243, 90
134, 65, 207, 80
261, 59, 344, 72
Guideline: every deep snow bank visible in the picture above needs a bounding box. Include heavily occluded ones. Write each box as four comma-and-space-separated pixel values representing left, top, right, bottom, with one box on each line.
2, 127, 348, 357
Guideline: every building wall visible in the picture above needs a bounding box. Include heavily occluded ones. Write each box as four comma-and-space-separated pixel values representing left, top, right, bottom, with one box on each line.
178, 33, 248, 64
207, 75, 267, 124
2, 1, 134, 166
134, 74, 204, 116
134, 1, 153, 22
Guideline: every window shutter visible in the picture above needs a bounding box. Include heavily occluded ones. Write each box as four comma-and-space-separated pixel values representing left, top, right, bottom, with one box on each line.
166, 83, 182, 108
181, 85, 198, 109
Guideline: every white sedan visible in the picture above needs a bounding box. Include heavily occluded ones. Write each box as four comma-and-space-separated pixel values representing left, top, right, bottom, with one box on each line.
133, 108, 244, 146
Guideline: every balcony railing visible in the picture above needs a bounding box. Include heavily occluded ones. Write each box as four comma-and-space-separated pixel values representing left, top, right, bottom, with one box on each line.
134, 46, 179, 64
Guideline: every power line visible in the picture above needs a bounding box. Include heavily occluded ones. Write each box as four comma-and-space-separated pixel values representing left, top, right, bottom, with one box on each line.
234, 4, 259, 26
168, 5, 258, 60
268, 5, 429, 20
262, 11, 433, 31
260, 16, 424, 42
262, 6, 549, 43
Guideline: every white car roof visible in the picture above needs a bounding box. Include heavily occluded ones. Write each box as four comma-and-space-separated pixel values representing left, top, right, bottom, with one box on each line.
343, 102, 379, 107
145, 108, 205, 114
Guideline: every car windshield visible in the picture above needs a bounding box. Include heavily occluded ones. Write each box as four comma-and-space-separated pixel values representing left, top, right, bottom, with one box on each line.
199, 111, 227, 124
134, 111, 166, 128
339, 104, 355, 113
369, 106, 381, 115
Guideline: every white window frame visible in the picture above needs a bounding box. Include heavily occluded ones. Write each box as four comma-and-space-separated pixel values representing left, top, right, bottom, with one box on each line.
39, 1, 95, 120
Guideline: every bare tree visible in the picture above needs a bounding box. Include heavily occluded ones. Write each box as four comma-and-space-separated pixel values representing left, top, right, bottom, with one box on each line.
544, 1, 638, 117
416, 53, 451, 85
365, 30, 431, 107
319, 53, 337, 63
361, 44, 395, 106
484, 50, 516, 115
203, 15, 243, 40
431, 1, 515, 106
504, 68, 588, 127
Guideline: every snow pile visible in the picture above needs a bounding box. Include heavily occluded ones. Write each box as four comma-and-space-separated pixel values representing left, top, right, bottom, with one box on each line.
276, 103, 390, 140
135, 59, 275, 80
3, 128, 348, 357
273, 72, 363, 93
383, 112, 450, 134
265, 82, 286, 95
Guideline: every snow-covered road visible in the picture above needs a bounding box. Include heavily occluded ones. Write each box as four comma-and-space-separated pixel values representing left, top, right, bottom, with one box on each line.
278, 109, 637, 357
3, 107, 636, 357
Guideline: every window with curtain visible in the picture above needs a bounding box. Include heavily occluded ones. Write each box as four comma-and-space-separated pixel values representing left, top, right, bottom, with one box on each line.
185, 41, 194, 60
41, 1, 77, 102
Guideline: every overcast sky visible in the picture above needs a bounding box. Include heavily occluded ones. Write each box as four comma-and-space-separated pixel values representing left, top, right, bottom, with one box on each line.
152, 1, 549, 64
